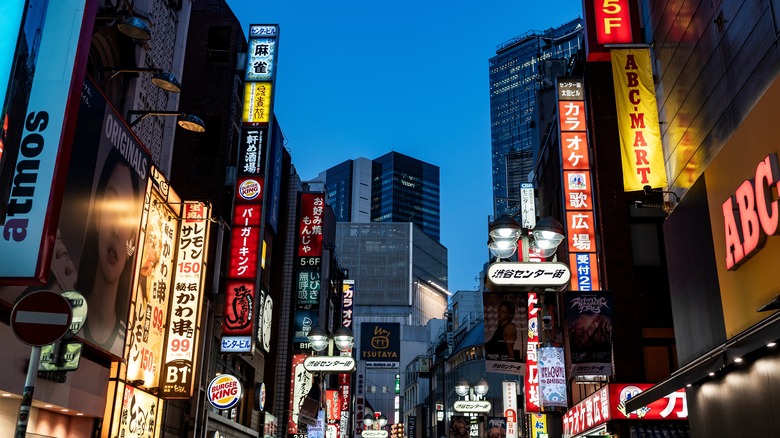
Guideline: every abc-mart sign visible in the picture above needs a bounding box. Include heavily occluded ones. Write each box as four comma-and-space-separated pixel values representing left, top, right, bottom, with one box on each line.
722, 153, 780, 270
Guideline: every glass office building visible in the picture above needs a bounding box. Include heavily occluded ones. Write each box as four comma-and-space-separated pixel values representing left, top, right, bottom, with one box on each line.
313, 151, 441, 242
489, 18, 583, 217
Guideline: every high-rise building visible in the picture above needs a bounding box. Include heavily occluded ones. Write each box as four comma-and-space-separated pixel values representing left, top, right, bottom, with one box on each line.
308, 151, 445, 432
488, 18, 583, 218
312, 151, 441, 242
336, 222, 448, 431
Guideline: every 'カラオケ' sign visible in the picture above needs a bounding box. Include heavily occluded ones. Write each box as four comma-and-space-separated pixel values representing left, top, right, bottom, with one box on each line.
207, 374, 243, 410
722, 154, 780, 270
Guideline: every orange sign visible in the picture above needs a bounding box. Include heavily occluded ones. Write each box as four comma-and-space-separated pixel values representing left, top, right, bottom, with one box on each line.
566, 211, 596, 253
563, 171, 593, 211
561, 132, 591, 170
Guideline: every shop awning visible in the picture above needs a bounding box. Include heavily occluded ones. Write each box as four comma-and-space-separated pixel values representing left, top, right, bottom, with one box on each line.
629, 422, 689, 438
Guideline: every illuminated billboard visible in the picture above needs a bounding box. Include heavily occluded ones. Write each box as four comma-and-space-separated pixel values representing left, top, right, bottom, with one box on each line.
161, 202, 210, 398
126, 167, 180, 390
221, 176, 264, 353
557, 77, 601, 291
0, 0, 94, 282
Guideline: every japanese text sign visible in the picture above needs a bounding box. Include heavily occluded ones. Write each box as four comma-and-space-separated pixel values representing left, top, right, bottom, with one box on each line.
611, 48, 667, 191
162, 202, 210, 398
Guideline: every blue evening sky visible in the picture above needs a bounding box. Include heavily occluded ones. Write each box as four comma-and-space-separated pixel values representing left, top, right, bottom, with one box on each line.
225, 0, 584, 293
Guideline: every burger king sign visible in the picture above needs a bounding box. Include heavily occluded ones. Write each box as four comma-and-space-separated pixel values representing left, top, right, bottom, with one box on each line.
208, 374, 243, 410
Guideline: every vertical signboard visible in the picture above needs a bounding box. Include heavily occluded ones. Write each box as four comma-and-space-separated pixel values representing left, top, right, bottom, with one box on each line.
557, 77, 601, 291
611, 48, 667, 192
483, 292, 527, 375
566, 291, 613, 377
537, 345, 567, 410
525, 293, 540, 413
161, 202, 210, 398
287, 354, 312, 435
292, 192, 325, 352
126, 168, 179, 390
0, 0, 95, 281
502, 381, 519, 438
221, 24, 279, 354
221, 176, 263, 353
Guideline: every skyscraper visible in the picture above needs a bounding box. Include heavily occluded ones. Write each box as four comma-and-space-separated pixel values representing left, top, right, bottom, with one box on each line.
312, 151, 441, 241
489, 18, 583, 218
308, 151, 446, 431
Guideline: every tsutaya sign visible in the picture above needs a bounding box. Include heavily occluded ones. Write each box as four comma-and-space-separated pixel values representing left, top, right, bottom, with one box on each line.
722, 154, 780, 270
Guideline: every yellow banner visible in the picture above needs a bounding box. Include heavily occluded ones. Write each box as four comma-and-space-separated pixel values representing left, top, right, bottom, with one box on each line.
611, 48, 667, 192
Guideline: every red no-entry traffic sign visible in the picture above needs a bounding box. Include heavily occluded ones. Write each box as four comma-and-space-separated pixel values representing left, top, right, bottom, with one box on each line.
11, 291, 73, 346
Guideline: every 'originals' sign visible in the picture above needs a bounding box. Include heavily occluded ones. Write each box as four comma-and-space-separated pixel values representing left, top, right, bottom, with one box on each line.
723, 154, 780, 270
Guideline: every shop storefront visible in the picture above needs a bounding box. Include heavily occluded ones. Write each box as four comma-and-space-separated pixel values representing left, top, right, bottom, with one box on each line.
563, 383, 688, 438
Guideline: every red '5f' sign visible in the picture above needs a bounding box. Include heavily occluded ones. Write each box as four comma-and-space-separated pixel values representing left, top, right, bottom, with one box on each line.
594, 0, 633, 44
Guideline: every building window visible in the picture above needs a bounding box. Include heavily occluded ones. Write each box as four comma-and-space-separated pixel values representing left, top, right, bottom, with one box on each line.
208, 26, 231, 63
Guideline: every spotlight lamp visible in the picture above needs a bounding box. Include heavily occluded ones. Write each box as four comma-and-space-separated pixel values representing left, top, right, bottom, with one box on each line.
377, 413, 388, 428
103, 67, 182, 93
117, 16, 152, 41
127, 110, 206, 132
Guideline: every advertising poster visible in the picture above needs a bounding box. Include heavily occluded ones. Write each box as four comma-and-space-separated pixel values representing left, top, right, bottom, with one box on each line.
0, 0, 94, 281
0, 77, 150, 359
566, 291, 613, 377
360, 322, 401, 368
485, 417, 507, 438
538, 345, 567, 409
126, 181, 177, 387
449, 415, 469, 438
483, 292, 528, 375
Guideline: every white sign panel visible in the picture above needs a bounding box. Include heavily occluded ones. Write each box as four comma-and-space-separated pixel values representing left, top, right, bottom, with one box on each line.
487, 262, 571, 288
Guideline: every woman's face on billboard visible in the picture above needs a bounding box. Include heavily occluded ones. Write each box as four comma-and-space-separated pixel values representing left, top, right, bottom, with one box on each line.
96, 163, 136, 283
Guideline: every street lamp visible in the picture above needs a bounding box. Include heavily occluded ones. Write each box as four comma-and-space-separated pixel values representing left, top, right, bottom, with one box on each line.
362, 407, 389, 437
363, 407, 375, 428
307, 326, 354, 356
453, 379, 491, 438
454, 378, 490, 401
488, 214, 564, 261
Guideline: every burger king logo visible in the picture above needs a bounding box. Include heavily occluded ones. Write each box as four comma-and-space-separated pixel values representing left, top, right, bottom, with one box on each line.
208, 374, 243, 410
239, 178, 261, 201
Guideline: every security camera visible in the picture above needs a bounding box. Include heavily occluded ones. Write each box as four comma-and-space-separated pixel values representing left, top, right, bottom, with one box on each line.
541, 315, 552, 329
